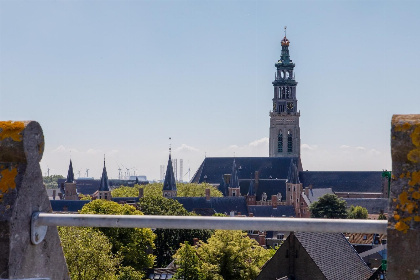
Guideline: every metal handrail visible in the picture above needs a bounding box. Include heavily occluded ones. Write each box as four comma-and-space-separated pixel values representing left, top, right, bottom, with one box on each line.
31, 212, 387, 244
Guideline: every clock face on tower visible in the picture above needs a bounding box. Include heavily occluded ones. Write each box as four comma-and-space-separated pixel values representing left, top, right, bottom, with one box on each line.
287, 102, 294, 111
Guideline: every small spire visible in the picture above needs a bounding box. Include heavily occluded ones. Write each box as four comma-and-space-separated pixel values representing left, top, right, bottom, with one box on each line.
284, 26, 287, 37
169, 137, 172, 158
104, 154, 106, 167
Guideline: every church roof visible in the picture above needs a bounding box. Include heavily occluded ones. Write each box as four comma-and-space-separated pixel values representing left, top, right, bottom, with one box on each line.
191, 157, 300, 184
163, 155, 177, 191
230, 159, 239, 188
303, 188, 334, 205
299, 171, 384, 193
66, 160, 74, 183
239, 179, 287, 202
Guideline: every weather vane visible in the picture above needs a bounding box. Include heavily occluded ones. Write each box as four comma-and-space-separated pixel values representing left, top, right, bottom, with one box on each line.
284, 26, 287, 37
169, 137, 172, 155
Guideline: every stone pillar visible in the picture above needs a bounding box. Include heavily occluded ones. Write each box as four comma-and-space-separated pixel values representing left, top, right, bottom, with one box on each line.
388, 115, 420, 279
0, 121, 69, 279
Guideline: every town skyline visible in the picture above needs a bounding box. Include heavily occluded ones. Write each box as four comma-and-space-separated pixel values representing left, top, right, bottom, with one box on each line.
1, 1, 419, 180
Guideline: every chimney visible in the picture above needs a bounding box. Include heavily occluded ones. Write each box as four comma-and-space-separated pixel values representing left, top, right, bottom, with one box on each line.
205, 188, 211, 201
138, 188, 144, 199
271, 195, 278, 208
52, 189, 56, 200
193, 238, 199, 246
304, 187, 309, 196
249, 213, 254, 217
309, 184, 312, 190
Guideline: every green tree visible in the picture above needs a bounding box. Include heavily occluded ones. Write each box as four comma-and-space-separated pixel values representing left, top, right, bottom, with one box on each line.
173, 241, 202, 280
310, 194, 348, 219
80, 200, 155, 273
43, 174, 65, 189
177, 183, 223, 197
196, 230, 272, 280
112, 183, 162, 198
58, 226, 121, 280
347, 205, 369, 219
138, 195, 213, 267
112, 182, 223, 198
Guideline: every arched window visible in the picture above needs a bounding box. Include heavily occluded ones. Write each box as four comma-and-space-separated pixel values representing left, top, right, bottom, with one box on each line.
288, 130, 293, 153
277, 131, 283, 153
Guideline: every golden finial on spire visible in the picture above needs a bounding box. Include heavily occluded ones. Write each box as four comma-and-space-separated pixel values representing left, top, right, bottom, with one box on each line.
281, 26, 290, 46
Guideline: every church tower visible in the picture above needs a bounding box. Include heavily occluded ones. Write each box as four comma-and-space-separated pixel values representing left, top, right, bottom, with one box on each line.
269, 28, 301, 158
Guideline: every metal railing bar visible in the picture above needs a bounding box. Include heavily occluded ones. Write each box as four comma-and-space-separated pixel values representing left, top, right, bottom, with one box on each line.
33, 212, 387, 234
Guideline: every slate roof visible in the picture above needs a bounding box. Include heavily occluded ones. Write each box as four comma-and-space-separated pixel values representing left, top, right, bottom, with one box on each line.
50, 200, 90, 212
239, 179, 287, 202
303, 188, 334, 205
299, 171, 384, 193
58, 178, 100, 195
191, 157, 300, 183
343, 198, 389, 214
173, 197, 249, 216
248, 205, 295, 217
295, 232, 373, 280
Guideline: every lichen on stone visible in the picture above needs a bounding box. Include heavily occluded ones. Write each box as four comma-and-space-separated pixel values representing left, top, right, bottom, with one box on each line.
0, 121, 25, 142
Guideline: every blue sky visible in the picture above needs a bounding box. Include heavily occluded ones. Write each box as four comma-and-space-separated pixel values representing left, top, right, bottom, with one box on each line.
1, 0, 419, 180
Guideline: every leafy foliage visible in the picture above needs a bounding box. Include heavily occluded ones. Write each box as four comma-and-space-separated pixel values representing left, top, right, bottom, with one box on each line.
112, 183, 162, 198
173, 242, 202, 280
79, 194, 92, 200
111, 182, 223, 198
138, 195, 213, 267
310, 193, 348, 219
58, 226, 121, 280
347, 205, 369, 219
174, 230, 272, 280
177, 183, 223, 197
80, 200, 155, 272
43, 174, 65, 189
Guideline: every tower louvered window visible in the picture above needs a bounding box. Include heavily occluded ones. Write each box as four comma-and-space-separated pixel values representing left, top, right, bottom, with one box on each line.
278, 132, 283, 152
288, 130, 293, 152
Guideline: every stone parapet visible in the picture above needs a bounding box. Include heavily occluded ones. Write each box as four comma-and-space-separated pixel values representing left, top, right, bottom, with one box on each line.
0, 121, 69, 279
388, 115, 420, 279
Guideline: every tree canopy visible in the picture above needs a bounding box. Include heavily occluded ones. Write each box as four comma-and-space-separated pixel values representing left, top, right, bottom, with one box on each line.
138, 195, 212, 267
174, 230, 272, 280
347, 205, 369, 219
80, 200, 155, 272
58, 226, 121, 280
111, 182, 223, 198
177, 183, 223, 197
173, 241, 202, 280
43, 174, 65, 189
310, 193, 348, 219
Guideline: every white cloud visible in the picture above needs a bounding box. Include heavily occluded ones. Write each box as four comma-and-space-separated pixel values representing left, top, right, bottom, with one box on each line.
340, 145, 350, 149
249, 137, 269, 147
356, 146, 366, 151
52, 145, 66, 153
301, 144, 318, 150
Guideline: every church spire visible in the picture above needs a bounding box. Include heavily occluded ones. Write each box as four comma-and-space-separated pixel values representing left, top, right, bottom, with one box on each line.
99, 155, 110, 191
66, 159, 74, 183
163, 138, 177, 197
